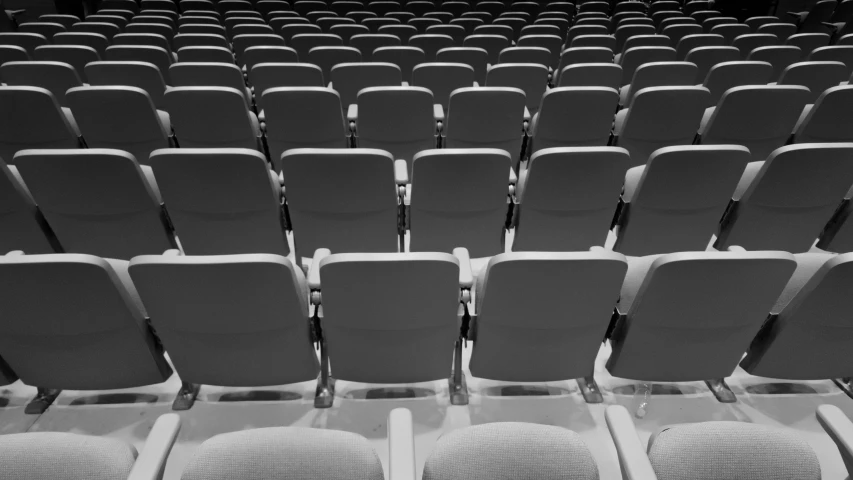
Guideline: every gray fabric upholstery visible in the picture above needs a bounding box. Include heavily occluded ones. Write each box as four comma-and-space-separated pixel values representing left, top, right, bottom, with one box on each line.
182, 427, 383, 480
330, 62, 401, 108
486, 63, 549, 114
0, 159, 56, 254
85, 61, 169, 110
529, 87, 619, 153
0, 87, 80, 164
648, 422, 820, 480
412, 62, 474, 109
702, 61, 774, 107
0, 61, 82, 108
0, 432, 137, 480
165, 87, 261, 150
423, 423, 599, 480
794, 85, 853, 143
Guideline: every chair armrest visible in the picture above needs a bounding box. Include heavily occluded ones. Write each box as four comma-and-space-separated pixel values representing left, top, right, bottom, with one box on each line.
347, 104, 358, 122
453, 247, 473, 290
394, 159, 409, 185
727, 246, 746, 252
605, 405, 658, 480
4, 250, 24, 256
818, 405, 853, 474
127, 414, 181, 480
473, 81, 479, 87
433, 104, 445, 122
509, 167, 517, 185
402, 81, 409, 86
388, 408, 416, 480
523, 106, 531, 122
308, 248, 331, 291
162, 249, 181, 256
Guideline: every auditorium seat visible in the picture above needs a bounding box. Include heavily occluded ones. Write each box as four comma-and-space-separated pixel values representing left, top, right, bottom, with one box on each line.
703, 16, 738, 32
606, 249, 796, 400
818, 188, 853, 252
331, 62, 401, 110
178, 45, 235, 63
779, 61, 847, 103
615, 24, 658, 54
85, 61, 170, 110
613, 145, 750, 256
0, 45, 29, 65
748, 45, 803, 80
498, 46, 550, 67
427, 25, 465, 45
0, 158, 57, 254
165, 87, 261, 150
279, 23, 320, 42
453, 18, 485, 36
317, 17, 356, 33
789, 0, 837, 33
794, 85, 853, 143
513, 147, 629, 251
408, 149, 510, 256
106, 45, 174, 84
173, 33, 231, 50
0, 251, 174, 411
0, 87, 80, 163
232, 33, 287, 66
710, 23, 751, 45
410, 63, 473, 118
757, 22, 797, 41
170, 62, 252, 106
230, 24, 275, 40
732, 33, 779, 58
570, 34, 617, 50
113, 33, 176, 59
409, 17, 440, 33
281, 148, 402, 259
463, 34, 509, 64
684, 45, 741, 80
307, 46, 361, 81
607, 405, 822, 478
702, 60, 774, 105
675, 33, 725, 60
528, 87, 618, 153
39, 14, 80, 30
251, 64, 324, 97
715, 144, 853, 252
409, 33, 454, 62
554, 47, 613, 83
808, 45, 853, 75
19, 22, 66, 40
125, 22, 175, 40
567, 24, 608, 46
614, 86, 710, 168
786, 32, 831, 58
620, 61, 699, 106
485, 63, 548, 115
178, 22, 227, 35
559, 63, 623, 89
444, 87, 526, 168
349, 33, 399, 60
129, 252, 315, 409
33, 45, 99, 82
699, 85, 810, 161
0, 61, 82, 107
309, 247, 469, 406
516, 34, 561, 68
71, 21, 120, 40
377, 24, 415, 43
291, 33, 344, 59
374, 46, 425, 82
619, 46, 677, 86
663, 23, 703, 48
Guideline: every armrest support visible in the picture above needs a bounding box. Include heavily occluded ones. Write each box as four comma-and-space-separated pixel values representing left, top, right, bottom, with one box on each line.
127, 414, 181, 480
605, 405, 658, 480
4, 250, 24, 256
727, 246, 746, 252
308, 248, 331, 291
347, 104, 358, 123
509, 167, 517, 185
433, 104, 445, 122
163, 249, 181, 256
523, 106, 531, 122
394, 159, 409, 185
452, 247, 473, 290
388, 408, 416, 480
818, 405, 853, 474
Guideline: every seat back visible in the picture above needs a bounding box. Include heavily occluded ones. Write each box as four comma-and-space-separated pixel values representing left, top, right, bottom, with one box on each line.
675, 33, 725, 60
702, 85, 810, 161
615, 24, 658, 53
33, 45, 99, 82
809, 45, 853, 76
786, 33, 831, 59
606, 250, 796, 381
498, 46, 551, 67
0, 33, 48, 56
756, 22, 797, 41
105, 45, 174, 83
0, 158, 56, 254
319, 251, 459, 382
0, 253, 173, 389
619, 46, 677, 86
618, 86, 710, 167
232, 34, 286, 65
329, 61, 401, 107
178, 45, 236, 63
530, 87, 619, 152
470, 251, 627, 380
0, 45, 30, 66
444, 87, 526, 168
623, 35, 670, 53
113, 32, 172, 54
410, 148, 510, 256
463, 34, 509, 63
72, 21, 121, 40
307, 45, 361, 81
570, 34, 617, 49
614, 145, 750, 256
516, 34, 562, 68
623, 61, 699, 105
732, 33, 779, 58
684, 45, 741, 80
349, 33, 399, 60
485, 63, 549, 113
717, 144, 853, 252
65, 86, 169, 165
260, 87, 348, 167
85, 61, 169, 109
0, 61, 82, 107
709, 23, 750, 44
0, 87, 79, 164
130, 253, 317, 385
280, 148, 399, 259
165, 86, 259, 149
373, 46, 425, 82
796, 85, 853, 143
291, 33, 343, 59
702, 60, 773, 105
436, 46, 487, 84
747, 45, 802, 80
250, 63, 324, 96
514, 147, 629, 251
780, 61, 848, 103
242, 46, 298, 72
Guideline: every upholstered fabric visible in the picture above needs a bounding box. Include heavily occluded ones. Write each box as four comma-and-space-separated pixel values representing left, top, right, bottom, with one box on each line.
0, 432, 137, 480
648, 422, 820, 480
423, 423, 599, 480
181, 427, 383, 480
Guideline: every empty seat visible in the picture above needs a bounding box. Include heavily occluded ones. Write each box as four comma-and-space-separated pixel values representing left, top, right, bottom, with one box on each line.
757, 22, 797, 41
748, 45, 802, 80
463, 34, 509, 64
554, 47, 613, 83
0, 45, 29, 66
178, 23, 227, 36
15, 149, 175, 259
567, 24, 608, 45
317, 17, 356, 33
85, 61, 170, 110
260, 87, 348, 168
498, 46, 551, 67
251, 63, 324, 94
178, 45, 235, 63
72, 21, 120, 40
485, 63, 548, 115
349, 33, 399, 60
409, 149, 510, 256
702, 60, 774, 105
516, 34, 562, 68
613, 145, 750, 256
809, 45, 853, 76
0, 158, 57, 254
436, 46, 487, 84
149, 149, 289, 255
513, 147, 629, 251
426, 25, 466, 45
468, 250, 626, 390
621, 61, 699, 106
308, 46, 361, 81
170, 61, 251, 107
779, 61, 847, 103
675, 33, 726, 60
795, 86, 853, 143
444, 87, 526, 169
331, 23, 370, 43
571, 34, 617, 50
528, 87, 618, 153
33, 45, 99, 82
232, 34, 287, 66
242, 46, 297, 70
700, 85, 810, 161
606, 250, 796, 390
39, 14, 80, 29
105, 45, 174, 84
373, 46, 424, 82
710, 23, 751, 44
663, 23, 704, 47
280, 24, 321, 42
409, 34, 454, 62
66, 86, 170, 165
330, 62, 401, 108
0, 61, 82, 107
614, 86, 710, 168
716, 144, 853, 252
412, 62, 474, 112
165, 87, 261, 150
703, 16, 738, 32
19, 22, 66, 40
559, 63, 623, 89
2, 32, 50, 56
732, 33, 779, 58
615, 24, 658, 54
280, 148, 402, 258
619, 46, 677, 86
173, 33, 230, 51
684, 45, 741, 80
0, 252, 173, 393
291, 33, 344, 60
786, 33, 831, 58
0, 87, 80, 163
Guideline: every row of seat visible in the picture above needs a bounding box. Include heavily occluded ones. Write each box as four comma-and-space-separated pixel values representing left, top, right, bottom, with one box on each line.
7, 404, 853, 480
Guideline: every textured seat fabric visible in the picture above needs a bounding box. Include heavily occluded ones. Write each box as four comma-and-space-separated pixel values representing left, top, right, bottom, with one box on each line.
182, 427, 383, 480
0, 61, 82, 108
794, 86, 853, 143
0, 432, 138, 480
0, 159, 56, 254
486, 63, 549, 114
308, 46, 361, 81
85, 61, 170, 110
436, 47, 488, 85
318, 252, 459, 383
778, 61, 847, 104
470, 252, 627, 381
330, 62, 401, 107
165, 87, 261, 150
620, 61, 698, 106
412, 62, 474, 110
648, 422, 821, 480
529, 87, 619, 152
0, 87, 80, 163
422, 423, 599, 480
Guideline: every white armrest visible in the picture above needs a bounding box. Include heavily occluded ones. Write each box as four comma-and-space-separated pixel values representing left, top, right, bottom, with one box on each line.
394, 159, 409, 185
347, 104, 358, 122
127, 414, 181, 480
5, 250, 24, 256
473, 81, 479, 87
605, 405, 658, 480
402, 81, 409, 86
163, 249, 181, 256
818, 405, 853, 473
452, 247, 473, 289
388, 408, 416, 480
327, 82, 333, 88
509, 167, 517, 185
727, 246, 746, 252
523, 106, 531, 122
308, 248, 331, 290
433, 103, 445, 122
